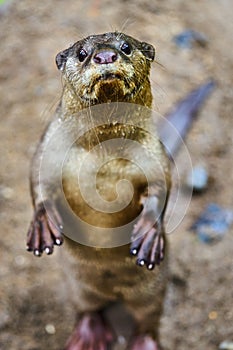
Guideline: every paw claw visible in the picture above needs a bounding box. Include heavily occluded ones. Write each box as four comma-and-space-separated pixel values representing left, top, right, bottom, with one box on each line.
130, 248, 138, 256
55, 237, 63, 246
147, 263, 155, 270
44, 247, 53, 255
34, 249, 41, 257
137, 259, 146, 267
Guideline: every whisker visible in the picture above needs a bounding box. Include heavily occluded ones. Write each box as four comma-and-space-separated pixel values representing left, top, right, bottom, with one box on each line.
116, 18, 134, 39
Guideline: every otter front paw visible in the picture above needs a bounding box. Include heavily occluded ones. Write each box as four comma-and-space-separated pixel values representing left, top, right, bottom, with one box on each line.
27, 200, 63, 256
130, 217, 165, 270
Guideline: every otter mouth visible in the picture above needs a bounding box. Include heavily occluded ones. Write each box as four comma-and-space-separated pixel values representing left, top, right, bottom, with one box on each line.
85, 73, 122, 96
81, 72, 134, 102
91, 73, 131, 92
98, 73, 123, 81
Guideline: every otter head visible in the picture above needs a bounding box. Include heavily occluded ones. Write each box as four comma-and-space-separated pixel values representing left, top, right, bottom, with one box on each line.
56, 32, 155, 108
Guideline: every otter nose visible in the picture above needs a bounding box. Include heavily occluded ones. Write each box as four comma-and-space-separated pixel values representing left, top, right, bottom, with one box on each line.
93, 50, 118, 64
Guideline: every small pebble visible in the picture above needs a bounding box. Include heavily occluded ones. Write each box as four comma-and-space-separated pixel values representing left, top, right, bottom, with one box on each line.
190, 203, 233, 243
0, 185, 14, 199
0, 0, 12, 16
0, 307, 10, 328
45, 323, 56, 335
14, 255, 26, 266
208, 311, 218, 320
173, 29, 208, 48
219, 341, 233, 350
186, 165, 208, 192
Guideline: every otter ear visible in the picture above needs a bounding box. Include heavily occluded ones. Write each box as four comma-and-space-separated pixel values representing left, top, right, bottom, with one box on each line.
55, 48, 70, 71
140, 42, 155, 61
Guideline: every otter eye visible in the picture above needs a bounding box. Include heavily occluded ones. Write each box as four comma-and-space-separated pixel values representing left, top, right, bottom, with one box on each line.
78, 48, 88, 62
121, 42, 132, 55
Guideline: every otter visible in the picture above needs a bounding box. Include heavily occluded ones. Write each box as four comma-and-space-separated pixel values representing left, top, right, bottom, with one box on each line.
26, 32, 214, 350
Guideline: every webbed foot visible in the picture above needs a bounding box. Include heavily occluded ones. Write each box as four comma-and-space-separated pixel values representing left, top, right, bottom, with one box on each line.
64, 312, 115, 350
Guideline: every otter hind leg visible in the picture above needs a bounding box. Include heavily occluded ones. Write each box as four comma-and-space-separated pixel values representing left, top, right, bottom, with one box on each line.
64, 312, 115, 350
124, 266, 167, 350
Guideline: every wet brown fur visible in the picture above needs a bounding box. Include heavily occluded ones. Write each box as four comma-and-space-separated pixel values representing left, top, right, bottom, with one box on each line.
29, 32, 171, 348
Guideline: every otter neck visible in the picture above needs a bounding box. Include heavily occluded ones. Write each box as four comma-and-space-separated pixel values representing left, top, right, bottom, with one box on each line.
60, 79, 154, 151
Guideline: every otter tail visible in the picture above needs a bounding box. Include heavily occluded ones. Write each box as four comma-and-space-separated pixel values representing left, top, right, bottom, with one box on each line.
158, 79, 215, 159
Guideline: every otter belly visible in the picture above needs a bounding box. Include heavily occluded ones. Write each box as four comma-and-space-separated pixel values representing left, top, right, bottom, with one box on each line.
61, 144, 146, 229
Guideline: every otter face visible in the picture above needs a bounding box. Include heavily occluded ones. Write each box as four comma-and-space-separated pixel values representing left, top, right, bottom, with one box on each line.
56, 32, 155, 104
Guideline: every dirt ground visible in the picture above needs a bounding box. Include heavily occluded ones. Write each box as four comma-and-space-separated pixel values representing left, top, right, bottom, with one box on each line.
0, 0, 232, 349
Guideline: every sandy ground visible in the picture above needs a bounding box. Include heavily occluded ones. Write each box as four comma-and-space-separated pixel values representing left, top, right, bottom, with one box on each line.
0, 0, 232, 349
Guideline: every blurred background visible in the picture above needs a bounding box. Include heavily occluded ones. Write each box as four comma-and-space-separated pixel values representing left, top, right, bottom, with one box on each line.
0, 0, 232, 349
